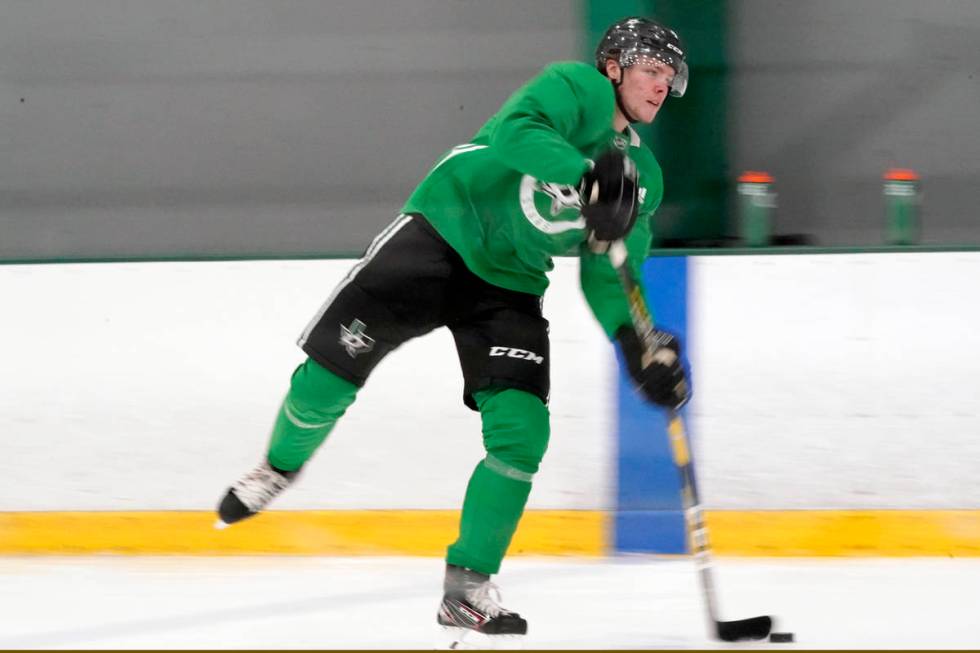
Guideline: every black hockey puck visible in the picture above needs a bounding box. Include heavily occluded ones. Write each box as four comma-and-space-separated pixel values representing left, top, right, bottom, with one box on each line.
769, 632, 795, 643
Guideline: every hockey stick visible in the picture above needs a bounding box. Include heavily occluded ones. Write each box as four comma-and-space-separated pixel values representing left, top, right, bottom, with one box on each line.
607, 240, 773, 642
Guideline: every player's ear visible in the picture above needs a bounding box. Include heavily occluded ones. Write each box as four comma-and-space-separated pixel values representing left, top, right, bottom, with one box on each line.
605, 59, 622, 84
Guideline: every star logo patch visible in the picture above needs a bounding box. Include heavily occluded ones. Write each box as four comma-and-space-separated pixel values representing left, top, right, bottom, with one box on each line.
339, 319, 375, 358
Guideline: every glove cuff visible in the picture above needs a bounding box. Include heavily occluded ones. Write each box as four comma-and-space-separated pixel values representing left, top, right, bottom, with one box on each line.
615, 325, 645, 383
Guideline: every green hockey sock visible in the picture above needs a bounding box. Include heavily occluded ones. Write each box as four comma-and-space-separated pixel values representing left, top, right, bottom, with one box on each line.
446, 388, 549, 575
446, 459, 533, 575
267, 358, 359, 471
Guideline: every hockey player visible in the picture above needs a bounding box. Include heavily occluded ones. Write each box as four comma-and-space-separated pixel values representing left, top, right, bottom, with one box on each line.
216, 16, 691, 642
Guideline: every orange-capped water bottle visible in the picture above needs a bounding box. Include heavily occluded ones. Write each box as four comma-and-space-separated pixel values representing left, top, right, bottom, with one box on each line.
883, 168, 921, 245
736, 171, 775, 247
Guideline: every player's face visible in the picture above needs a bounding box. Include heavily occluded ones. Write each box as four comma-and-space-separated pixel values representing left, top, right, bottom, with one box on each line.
615, 60, 674, 124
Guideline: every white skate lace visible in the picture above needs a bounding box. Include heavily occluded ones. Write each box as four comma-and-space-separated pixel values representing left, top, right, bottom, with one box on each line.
232, 462, 290, 511
465, 580, 505, 618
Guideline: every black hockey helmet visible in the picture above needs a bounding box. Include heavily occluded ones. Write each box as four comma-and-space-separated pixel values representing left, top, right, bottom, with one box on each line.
595, 17, 688, 97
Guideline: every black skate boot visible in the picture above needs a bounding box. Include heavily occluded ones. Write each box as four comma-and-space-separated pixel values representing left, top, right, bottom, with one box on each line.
437, 564, 527, 648
215, 460, 298, 528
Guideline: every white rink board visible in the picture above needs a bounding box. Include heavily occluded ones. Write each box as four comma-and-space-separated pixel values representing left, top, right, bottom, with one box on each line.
0, 258, 614, 511
690, 252, 980, 509
3, 251, 979, 512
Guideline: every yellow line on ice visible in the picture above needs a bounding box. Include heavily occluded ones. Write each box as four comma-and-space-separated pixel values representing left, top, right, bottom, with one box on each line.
0, 510, 606, 556
1, 510, 978, 556
707, 510, 980, 556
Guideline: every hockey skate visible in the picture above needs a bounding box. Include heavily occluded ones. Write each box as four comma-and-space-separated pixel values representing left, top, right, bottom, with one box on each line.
215, 460, 297, 528
437, 564, 527, 649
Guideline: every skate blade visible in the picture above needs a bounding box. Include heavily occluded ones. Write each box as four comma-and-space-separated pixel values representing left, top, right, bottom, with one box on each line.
439, 626, 525, 650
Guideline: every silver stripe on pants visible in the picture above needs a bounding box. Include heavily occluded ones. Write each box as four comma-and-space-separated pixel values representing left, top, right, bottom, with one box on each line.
297, 213, 413, 348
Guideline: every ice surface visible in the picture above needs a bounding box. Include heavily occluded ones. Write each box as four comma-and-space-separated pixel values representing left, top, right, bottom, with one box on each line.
0, 556, 977, 649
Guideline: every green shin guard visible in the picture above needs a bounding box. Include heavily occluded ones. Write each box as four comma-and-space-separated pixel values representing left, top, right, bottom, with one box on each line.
447, 459, 532, 575
267, 358, 359, 472
447, 388, 550, 575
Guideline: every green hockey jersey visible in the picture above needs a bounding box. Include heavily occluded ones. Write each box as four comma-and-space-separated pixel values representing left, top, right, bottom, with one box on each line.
402, 61, 663, 338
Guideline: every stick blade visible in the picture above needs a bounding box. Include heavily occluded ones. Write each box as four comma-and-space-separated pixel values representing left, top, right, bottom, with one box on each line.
715, 615, 772, 642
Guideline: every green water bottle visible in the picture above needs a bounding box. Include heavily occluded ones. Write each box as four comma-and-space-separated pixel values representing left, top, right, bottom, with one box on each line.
883, 168, 920, 245
737, 171, 775, 247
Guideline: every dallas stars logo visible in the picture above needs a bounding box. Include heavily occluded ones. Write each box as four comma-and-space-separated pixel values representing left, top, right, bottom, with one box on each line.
339, 319, 375, 358
536, 181, 582, 216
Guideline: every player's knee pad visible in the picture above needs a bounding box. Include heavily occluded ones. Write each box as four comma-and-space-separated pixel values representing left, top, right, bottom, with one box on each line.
285, 357, 359, 424
476, 388, 550, 477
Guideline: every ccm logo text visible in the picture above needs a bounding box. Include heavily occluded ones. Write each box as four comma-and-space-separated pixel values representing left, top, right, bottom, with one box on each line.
489, 346, 544, 365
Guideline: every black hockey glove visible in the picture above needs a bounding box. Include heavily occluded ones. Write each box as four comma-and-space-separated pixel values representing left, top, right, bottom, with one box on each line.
616, 325, 691, 410
580, 149, 639, 243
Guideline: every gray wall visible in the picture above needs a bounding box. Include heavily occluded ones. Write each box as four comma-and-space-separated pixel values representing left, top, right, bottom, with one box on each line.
5, 1, 980, 258
729, 1, 980, 246
0, 0, 581, 260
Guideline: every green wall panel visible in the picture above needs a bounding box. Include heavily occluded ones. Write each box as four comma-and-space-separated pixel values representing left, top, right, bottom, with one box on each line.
584, 1, 729, 245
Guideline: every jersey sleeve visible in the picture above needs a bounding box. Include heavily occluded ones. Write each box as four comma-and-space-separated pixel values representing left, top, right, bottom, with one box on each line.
483, 62, 615, 186
578, 159, 663, 338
